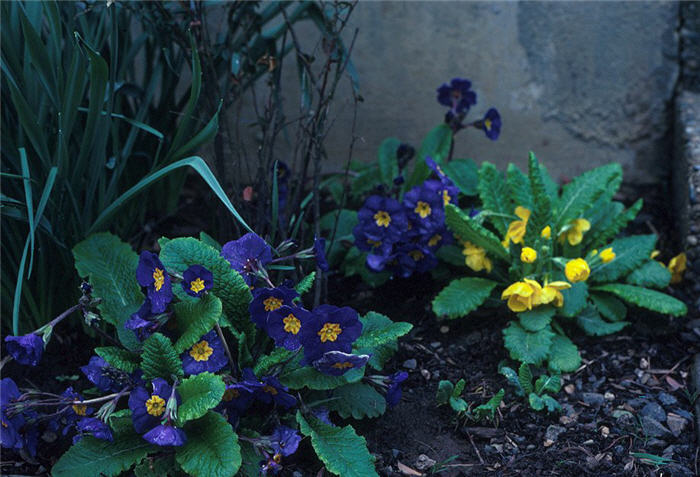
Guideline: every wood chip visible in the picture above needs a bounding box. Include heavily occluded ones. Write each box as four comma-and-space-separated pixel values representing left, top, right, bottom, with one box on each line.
397, 461, 423, 476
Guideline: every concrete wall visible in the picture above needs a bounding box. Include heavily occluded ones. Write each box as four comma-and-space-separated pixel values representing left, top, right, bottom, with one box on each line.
238, 1, 680, 185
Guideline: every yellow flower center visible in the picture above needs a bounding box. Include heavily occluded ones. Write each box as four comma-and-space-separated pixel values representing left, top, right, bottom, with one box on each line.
145, 395, 166, 417
414, 201, 431, 219
367, 239, 382, 247
190, 340, 214, 362
428, 234, 442, 247
331, 361, 355, 370
442, 190, 451, 206
374, 210, 391, 227
263, 296, 283, 312
283, 313, 301, 335
273, 453, 282, 463
222, 388, 239, 402
262, 385, 278, 395
408, 250, 425, 261
72, 404, 87, 416
153, 268, 165, 291
190, 278, 206, 294
318, 322, 342, 342
484, 118, 492, 131
599, 247, 615, 263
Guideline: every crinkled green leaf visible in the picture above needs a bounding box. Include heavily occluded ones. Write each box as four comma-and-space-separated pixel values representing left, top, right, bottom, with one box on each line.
525, 152, 552, 244
503, 323, 554, 365
528, 392, 544, 411
559, 282, 588, 318
518, 362, 534, 395
590, 199, 642, 249
141, 333, 183, 380
445, 204, 509, 260
453, 378, 466, 398
52, 432, 152, 477
176, 373, 226, 425
449, 396, 468, 413
535, 375, 561, 394
405, 124, 453, 190
173, 293, 223, 353
442, 158, 479, 196
108, 409, 134, 435
328, 382, 386, 419
296, 412, 379, 477
498, 364, 523, 396
436, 380, 455, 405
377, 137, 401, 186
279, 354, 364, 390
353, 312, 412, 370
590, 292, 627, 322
134, 455, 186, 477
432, 277, 499, 319
472, 389, 504, 421
541, 394, 562, 412
591, 234, 657, 283
519, 306, 554, 332
295, 271, 316, 295
506, 163, 533, 210
254, 348, 294, 376
625, 260, 671, 289
95, 346, 140, 373
158, 237, 253, 337
592, 284, 687, 317
576, 306, 629, 336
554, 163, 621, 230
477, 162, 511, 235
72, 233, 143, 350
547, 334, 581, 373
176, 412, 241, 477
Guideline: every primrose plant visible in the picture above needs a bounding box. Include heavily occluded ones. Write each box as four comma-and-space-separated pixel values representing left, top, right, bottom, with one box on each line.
1, 231, 411, 477
435, 378, 504, 422
432, 152, 687, 373
322, 77, 500, 286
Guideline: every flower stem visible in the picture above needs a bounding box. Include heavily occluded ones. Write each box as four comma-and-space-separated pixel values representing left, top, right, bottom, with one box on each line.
215, 323, 236, 375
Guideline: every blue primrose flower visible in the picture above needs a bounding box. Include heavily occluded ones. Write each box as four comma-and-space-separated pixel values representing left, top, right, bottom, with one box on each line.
143, 423, 187, 447
477, 108, 501, 140
403, 183, 445, 232
4, 333, 44, 366
269, 425, 301, 457
181, 330, 228, 376
249, 286, 299, 332
355, 196, 408, 246
241, 369, 296, 409
58, 387, 93, 435
136, 251, 172, 313
181, 265, 214, 298
73, 417, 113, 444
1, 378, 25, 451
385, 371, 409, 408
124, 297, 160, 341
128, 378, 182, 445
300, 305, 363, 364
312, 351, 369, 376
220, 382, 256, 417
424, 178, 459, 209
313, 236, 329, 272
80, 356, 124, 393
266, 305, 313, 351
221, 233, 273, 285
437, 78, 476, 115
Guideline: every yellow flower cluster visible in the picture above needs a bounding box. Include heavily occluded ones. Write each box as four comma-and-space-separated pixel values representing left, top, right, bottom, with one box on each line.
565, 258, 590, 282
462, 241, 492, 273
559, 218, 590, 245
501, 279, 571, 312
502, 206, 530, 248
667, 253, 686, 284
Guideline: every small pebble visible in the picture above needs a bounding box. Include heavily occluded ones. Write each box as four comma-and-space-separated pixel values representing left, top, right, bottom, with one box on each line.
581, 392, 605, 407
604, 391, 615, 401
402, 359, 417, 370
641, 401, 667, 422
439, 326, 449, 334
658, 392, 678, 406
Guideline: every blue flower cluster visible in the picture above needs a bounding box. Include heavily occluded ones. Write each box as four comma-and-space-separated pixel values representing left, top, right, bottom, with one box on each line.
437, 77, 501, 140
353, 157, 457, 278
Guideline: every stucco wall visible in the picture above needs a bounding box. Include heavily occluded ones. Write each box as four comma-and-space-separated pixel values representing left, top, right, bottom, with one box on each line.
238, 1, 680, 185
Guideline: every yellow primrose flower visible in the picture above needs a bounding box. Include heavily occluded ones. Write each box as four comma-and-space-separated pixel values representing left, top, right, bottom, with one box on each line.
541, 226, 551, 239
521, 247, 537, 263
503, 206, 531, 248
462, 241, 493, 273
667, 252, 687, 284
541, 281, 571, 307
560, 218, 590, 246
565, 258, 590, 283
501, 281, 536, 312
650, 250, 661, 260
599, 247, 615, 263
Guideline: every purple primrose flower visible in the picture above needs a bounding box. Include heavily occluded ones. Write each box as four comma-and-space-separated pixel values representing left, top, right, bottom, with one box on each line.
181, 330, 228, 375
181, 264, 214, 298
266, 305, 312, 351
437, 77, 477, 115
477, 108, 501, 140
221, 233, 273, 285
312, 351, 369, 376
4, 333, 44, 366
249, 286, 299, 332
136, 251, 172, 313
300, 305, 362, 364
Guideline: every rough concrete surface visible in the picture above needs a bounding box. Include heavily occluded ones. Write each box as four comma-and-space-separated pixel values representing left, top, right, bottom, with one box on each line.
238, 1, 680, 184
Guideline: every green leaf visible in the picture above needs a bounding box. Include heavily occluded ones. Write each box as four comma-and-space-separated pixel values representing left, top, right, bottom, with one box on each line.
477, 162, 511, 235
554, 163, 621, 230
405, 124, 453, 190
72, 233, 143, 350
173, 294, 223, 354
377, 137, 401, 186
442, 158, 479, 196
506, 164, 533, 210
327, 382, 386, 419
547, 334, 581, 373
591, 235, 657, 283
498, 364, 523, 396
279, 354, 364, 390
449, 396, 468, 413
590, 199, 642, 249
108, 410, 134, 435
176, 373, 226, 425
159, 237, 253, 337
237, 440, 262, 477
625, 260, 671, 289
535, 375, 561, 394
528, 392, 544, 411
341, 247, 391, 288
525, 152, 553, 244
176, 412, 241, 477
518, 363, 534, 395
444, 204, 509, 260
141, 333, 183, 380
453, 378, 466, 398
559, 282, 589, 318
436, 380, 455, 405
519, 306, 555, 332
503, 323, 554, 365
353, 312, 412, 370
295, 272, 316, 295
432, 277, 499, 319
94, 347, 140, 373
253, 348, 294, 376
296, 412, 379, 477
52, 432, 152, 477
590, 292, 627, 322
472, 389, 505, 421
592, 284, 687, 317
134, 455, 186, 477
541, 394, 562, 412
576, 306, 629, 336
